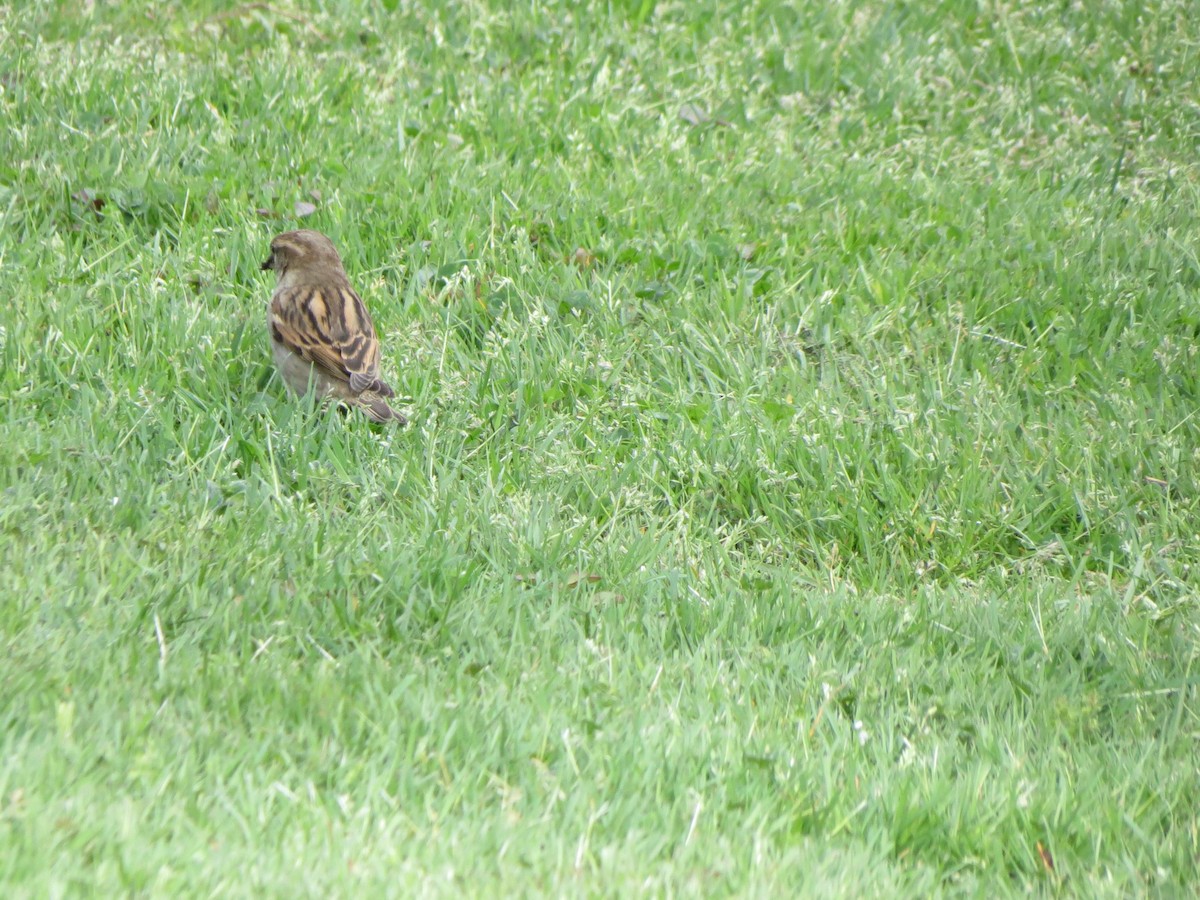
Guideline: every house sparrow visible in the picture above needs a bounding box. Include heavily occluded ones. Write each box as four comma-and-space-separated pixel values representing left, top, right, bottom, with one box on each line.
261, 229, 406, 424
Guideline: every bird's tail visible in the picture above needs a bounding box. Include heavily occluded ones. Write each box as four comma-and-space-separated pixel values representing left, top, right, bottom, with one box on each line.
358, 394, 407, 425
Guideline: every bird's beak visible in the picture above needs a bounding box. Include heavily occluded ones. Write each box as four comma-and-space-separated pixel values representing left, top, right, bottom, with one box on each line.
260, 253, 274, 271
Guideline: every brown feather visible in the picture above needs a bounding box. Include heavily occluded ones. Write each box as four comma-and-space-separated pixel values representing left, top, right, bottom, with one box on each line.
269, 284, 382, 387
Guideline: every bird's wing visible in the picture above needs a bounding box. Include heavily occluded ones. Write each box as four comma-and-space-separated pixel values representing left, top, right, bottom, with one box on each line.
269, 284, 385, 392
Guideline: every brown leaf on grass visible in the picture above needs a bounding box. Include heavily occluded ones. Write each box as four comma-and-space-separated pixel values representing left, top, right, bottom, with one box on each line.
737, 242, 757, 261
570, 247, 595, 269
255, 207, 279, 218
294, 200, 317, 217
566, 572, 601, 589
72, 189, 106, 213
1036, 841, 1054, 873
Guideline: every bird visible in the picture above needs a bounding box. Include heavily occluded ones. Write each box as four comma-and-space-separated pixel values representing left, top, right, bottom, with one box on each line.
261, 229, 406, 425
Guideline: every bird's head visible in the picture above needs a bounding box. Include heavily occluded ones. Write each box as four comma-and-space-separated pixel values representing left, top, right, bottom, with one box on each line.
261, 229, 347, 280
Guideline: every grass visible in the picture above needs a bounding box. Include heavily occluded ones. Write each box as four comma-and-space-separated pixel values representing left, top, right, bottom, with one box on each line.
1, 0, 1199, 894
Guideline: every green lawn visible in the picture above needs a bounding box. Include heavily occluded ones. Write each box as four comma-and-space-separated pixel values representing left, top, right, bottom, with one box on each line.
2, 0, 1199, 894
